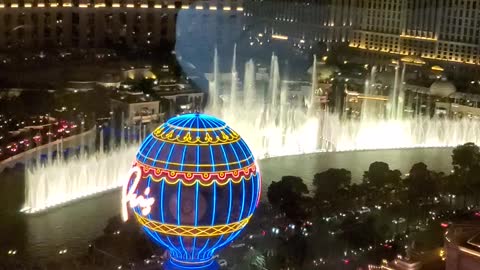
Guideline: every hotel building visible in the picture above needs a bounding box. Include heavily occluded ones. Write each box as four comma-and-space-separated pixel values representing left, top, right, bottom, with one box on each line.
243, 0, 480, 66
244, 0, 357, 44
0, 0, 479, 67
0, 0, 243, 49
349, 0, 480, 65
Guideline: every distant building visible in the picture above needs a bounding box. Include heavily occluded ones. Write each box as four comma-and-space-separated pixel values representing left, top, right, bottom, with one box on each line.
245, 0, 356, 45
153, 84, 204, 115
350, 0, 480, 65
405, 79, 480, 118
0, 0, 243, 50
121, 65, 159, 81
344, 89, 388, 118
110, 91, 161, 125
445, 223, 480, 270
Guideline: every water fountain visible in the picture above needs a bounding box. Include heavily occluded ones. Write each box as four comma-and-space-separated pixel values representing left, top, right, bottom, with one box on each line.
21, 119, 145, 214
22, 144, 137, 214
21, 48, 480, 214
205, 49, 480, 155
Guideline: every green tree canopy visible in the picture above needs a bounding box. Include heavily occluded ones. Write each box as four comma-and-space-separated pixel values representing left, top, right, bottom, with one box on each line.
313, 168, 351, 198
451, 143, 480, 206
363, 161, 401, 188
405, 162, 439, 204
452, 142, 480, 173
267, 176, 309, 222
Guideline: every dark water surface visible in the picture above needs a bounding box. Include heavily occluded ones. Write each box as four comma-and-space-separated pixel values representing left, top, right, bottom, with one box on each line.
0, 148, 454, 260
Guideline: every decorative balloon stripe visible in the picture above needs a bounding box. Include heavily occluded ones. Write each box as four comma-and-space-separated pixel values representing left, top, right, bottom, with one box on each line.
136, 161, 257, 179
166, 123, 227, 132
134, 161, 258, 186
148, 174, 258, 186
135, 213, 251, 237
136, 153, 254, 168
152, 126, 241, 146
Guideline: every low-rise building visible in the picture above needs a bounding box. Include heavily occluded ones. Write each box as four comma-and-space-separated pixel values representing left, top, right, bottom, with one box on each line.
405, 79, 480, 118
111, 91, 162, 125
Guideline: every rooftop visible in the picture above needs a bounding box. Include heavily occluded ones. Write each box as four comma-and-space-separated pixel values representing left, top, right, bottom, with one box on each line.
111, 91, 157, 103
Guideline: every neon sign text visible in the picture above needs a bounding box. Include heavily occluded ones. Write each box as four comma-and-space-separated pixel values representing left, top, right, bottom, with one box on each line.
122, 166, 155, 221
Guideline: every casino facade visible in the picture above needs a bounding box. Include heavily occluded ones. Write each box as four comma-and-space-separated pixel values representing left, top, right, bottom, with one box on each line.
0, 0, 243, 50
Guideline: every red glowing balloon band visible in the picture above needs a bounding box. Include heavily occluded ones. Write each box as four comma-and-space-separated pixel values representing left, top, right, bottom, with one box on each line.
133, 160, 259, 186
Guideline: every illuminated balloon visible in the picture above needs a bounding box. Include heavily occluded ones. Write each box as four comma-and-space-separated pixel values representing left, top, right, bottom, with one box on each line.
122, 113, 261, 269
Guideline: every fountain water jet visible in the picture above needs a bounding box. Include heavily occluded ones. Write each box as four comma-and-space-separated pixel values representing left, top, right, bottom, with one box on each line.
22, 119, 145, 214
205, 50, 480, 157
21, 49, 480, 214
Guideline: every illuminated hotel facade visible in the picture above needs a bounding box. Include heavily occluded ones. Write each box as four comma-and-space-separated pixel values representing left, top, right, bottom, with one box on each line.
244, 0, 480, 66
0, 0, 479, 66
0, 0, 243, 49
244, 0, 357, 45
349, 0, 480, 65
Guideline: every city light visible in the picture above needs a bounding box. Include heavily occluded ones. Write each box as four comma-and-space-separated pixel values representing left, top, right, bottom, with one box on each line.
399, 34, 438, 41
272, 34, 288, 40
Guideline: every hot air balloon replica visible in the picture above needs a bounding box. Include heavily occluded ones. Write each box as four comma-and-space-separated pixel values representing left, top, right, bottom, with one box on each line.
122, 113, 261, 269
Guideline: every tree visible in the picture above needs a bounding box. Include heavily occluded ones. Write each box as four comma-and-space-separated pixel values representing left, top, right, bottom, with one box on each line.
441, 174, 459, 208
451, 143, 480, 206
362, 162, 402, 207
236, 247, 268, 270
452, 143, 480, 171
337, 215, 385, 250
406, 163, 438, 202
404, 163, 439, 229
363, 162, 401, 188
313, 168, 351, 201
267, 176, 309, 222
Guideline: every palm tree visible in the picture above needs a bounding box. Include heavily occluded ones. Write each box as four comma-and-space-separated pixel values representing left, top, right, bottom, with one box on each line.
235, 247, 267, 270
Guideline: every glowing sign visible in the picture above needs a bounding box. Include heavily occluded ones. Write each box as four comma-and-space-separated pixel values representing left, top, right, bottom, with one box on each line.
122, 166, 155, 221
123, 113, 261, 269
